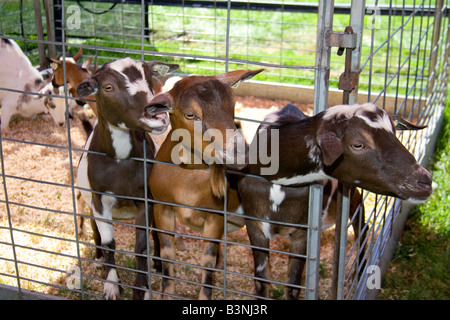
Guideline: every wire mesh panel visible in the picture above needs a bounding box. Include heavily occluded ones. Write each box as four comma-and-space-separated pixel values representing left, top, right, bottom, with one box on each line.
0, 0, 448, 301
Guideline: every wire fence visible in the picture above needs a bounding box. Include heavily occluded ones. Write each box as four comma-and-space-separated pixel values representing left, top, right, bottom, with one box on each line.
0, 0, 448, 300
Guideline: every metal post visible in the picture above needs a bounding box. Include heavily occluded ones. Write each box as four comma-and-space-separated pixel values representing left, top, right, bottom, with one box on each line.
348, 0, 366, 106
33, 0, 46, 69
305, 184, 323, 300
331, 0, 366, 300
305, 0, 334, 300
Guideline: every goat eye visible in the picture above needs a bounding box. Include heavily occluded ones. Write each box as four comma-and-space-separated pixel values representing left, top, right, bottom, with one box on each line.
351, 144, 364, 150
104, 84, 113, 92
184, 113, 196, 120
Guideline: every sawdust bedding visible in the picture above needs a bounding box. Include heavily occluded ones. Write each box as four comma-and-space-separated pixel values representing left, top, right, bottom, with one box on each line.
0, 96, 356, 300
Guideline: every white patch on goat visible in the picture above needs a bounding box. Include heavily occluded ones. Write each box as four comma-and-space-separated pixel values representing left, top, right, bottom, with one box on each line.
269, 184, 285, 212
59, 56, 76, 64
77, 127, 96, 209
108, 124, 132, 159
91, 192, 116, 247
126, 78, 150, 96
356, 112, 393, 133
271, 170, 331, 186
307, 138, 321, 164
109, 58, 154, 103
260, 221, 272, 240
256, 256, 269, 273
162, 76, 182, 92
104, 269, 120, 299
323, 103, 394, 133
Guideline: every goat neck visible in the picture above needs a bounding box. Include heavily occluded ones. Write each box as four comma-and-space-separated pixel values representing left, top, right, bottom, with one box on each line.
249, 116, 328, 186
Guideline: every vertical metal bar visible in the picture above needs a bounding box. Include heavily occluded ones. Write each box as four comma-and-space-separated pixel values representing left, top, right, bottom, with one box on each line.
225, 0, 232, 72
348, 0, 366, 106
305, 0, 334, 300
336, 184, 350, 300
339, 0, 366, 300
305, 184, 323, 300
0, 126, 21, 296
61, 0, 84, 299
33, 0, 46, 69
43, 0, 56, 58
313, 0, 334, 115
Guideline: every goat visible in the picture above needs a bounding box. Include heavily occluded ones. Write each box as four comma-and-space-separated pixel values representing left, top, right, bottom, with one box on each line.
46, 47, 98, 116
76, 57, 179, 300
146, 69, 263, 300
238, 103, 433, 299
0, 38, 65, 131
40, 82, 78, 126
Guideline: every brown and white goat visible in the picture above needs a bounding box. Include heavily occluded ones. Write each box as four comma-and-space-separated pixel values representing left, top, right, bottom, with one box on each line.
238, 103, 433, 299
46, 47, 98, 115
76, 57, 179, 300
0, 38, 65, 131
146, 69, 263, 300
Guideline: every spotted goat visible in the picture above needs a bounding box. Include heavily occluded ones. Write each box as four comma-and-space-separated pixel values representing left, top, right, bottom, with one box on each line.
76, 57, 179, 300
238, 103, 433, 299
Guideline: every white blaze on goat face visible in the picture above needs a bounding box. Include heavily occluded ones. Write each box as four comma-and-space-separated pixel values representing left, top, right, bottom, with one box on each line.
109, 57, 154, 104
323, 103, 394, 133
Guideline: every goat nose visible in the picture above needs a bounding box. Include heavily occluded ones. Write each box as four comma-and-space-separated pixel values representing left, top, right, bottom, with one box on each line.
416, 168, 433, 193
59, 122, 65, 127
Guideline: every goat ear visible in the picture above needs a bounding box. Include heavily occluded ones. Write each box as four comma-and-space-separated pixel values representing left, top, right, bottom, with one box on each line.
146, 92, 174, 114
46, 57, 61, 70
317, 126, 344, 166
215, 69, 264, 88
82, 57, 92, 71
72, 47, 83, 62
77, 78, 98, 97
147, 62, 180, 76
391, 115, 427, 131
45, 56, 60, 64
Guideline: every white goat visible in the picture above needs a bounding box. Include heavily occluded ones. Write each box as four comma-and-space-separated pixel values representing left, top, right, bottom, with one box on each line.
40, 82, 77, 126
0, 38, 65, 132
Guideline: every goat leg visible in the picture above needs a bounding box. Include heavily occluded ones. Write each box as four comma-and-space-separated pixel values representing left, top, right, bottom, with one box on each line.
285, 229, 307, 300
246, 220, 272, 299
154, 203, 176, 300
133, 202, 150, 300
198, 214, 224, 300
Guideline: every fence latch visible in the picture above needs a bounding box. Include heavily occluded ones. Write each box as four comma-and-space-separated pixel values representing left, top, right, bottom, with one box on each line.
327, 26, 360, 104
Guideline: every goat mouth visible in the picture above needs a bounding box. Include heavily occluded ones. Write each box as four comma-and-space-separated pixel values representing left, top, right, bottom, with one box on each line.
139, 112, 170, 134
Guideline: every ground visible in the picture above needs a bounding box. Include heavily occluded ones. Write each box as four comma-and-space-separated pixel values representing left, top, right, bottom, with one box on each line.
0, 96, 357, 300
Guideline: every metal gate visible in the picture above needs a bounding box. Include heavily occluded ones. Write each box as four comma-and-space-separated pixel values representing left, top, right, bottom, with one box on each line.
0, 0, 448, 300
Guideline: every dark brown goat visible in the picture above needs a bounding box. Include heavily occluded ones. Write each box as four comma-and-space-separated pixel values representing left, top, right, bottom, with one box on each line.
76, 57, 178, 299
238, 103, 432, 299
146, 69, 263, 299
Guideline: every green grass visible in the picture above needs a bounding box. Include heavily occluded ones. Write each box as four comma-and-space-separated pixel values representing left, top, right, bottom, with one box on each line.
3, 0, 446, 95
379, 96, 450, 300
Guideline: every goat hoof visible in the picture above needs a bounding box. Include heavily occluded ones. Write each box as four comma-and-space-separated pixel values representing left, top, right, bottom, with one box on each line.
103, 283, 121, 300
133, 287, 149, 300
